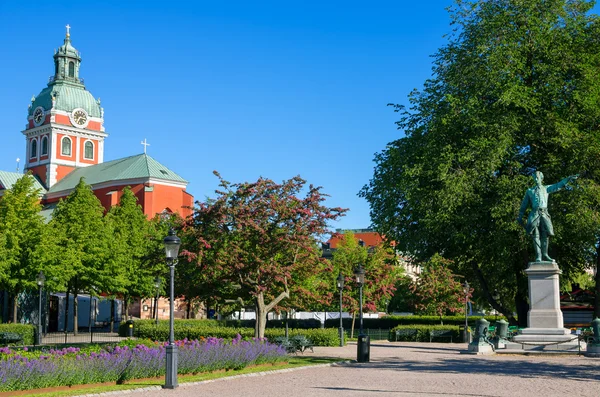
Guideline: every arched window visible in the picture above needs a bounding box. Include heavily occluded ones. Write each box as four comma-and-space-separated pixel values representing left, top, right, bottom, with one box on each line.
41, 136, 48, 156
61, 136, 72, 156
68, 62, 75, 78
84, 141, 94, 159
30, 139, 37, 158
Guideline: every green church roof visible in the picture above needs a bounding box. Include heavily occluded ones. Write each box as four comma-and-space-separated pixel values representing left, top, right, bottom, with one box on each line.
0, 171, 47, 194
48, 154, 188, 194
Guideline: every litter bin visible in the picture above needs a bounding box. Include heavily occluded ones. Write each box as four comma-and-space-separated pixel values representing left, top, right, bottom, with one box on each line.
126, 320, 134, 337
357, 334, 370, 363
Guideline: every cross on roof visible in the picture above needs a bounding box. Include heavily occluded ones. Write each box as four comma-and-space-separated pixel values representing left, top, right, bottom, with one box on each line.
141, 139, 150, 154
66, 24, 71, 36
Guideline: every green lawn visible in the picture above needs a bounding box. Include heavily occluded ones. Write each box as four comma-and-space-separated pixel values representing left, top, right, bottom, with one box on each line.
12, 356, 343, 397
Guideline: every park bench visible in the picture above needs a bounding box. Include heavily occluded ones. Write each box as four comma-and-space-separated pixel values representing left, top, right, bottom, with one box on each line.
0, 332, 23, 346
273, 335, 314, 354
429, 330, 453, 343
394, 329, 418, 342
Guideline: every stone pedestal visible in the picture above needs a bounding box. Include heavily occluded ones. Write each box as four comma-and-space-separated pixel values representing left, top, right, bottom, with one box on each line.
509, 261, 583, 352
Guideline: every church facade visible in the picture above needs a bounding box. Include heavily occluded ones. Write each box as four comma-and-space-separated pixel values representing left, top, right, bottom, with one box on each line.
0, 27, 193, 219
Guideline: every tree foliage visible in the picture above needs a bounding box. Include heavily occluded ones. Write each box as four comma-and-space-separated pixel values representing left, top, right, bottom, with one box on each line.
331, 231, 399, 314
184, 172, 346, 337
410, 255, 469, 319
0, 173, 46, 321
360, 0, 600, 324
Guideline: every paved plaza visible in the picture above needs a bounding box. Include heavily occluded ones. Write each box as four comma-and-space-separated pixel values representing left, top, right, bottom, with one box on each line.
91, 341, 600, 397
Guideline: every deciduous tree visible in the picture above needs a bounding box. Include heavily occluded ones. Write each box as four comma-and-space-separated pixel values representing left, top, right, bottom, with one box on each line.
184, 172, 346, 337
360, 0, 600, 324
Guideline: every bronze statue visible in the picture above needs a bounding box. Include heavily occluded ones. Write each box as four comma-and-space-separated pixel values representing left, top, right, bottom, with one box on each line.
517, 171, 578, 262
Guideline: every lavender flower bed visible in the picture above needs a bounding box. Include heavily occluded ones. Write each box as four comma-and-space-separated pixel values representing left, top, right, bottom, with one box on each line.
0, 335, 287, 392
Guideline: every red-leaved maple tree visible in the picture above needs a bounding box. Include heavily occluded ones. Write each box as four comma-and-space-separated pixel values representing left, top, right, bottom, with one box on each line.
183, 172, 346, 337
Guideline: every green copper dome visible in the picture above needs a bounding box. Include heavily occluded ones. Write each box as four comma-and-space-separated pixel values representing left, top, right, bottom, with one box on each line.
29, 82, 101, 117
29, 26, 101, 118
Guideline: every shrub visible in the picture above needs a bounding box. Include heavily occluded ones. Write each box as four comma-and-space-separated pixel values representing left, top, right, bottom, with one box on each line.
0, 324, 35, 345
388, 325, 461, 342
129, 320, 340, 346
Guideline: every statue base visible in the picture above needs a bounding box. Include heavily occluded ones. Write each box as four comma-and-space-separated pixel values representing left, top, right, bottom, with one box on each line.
585, 344, 600, 358
506, 261, 584, 353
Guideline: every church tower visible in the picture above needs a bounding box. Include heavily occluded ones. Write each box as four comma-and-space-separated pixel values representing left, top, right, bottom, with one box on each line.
23, 25, 107, 188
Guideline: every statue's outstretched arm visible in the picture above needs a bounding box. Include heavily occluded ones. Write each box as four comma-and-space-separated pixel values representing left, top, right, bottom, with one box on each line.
547, 174, 579, 194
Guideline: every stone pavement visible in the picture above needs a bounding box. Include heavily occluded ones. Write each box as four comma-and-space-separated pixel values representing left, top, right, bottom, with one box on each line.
85, 342, 600, 397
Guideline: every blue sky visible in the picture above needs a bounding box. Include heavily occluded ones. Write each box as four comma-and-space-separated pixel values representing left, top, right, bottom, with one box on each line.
0, 1, 500, 230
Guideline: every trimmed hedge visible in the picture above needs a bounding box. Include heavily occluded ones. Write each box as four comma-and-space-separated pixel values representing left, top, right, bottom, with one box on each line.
127, 320, 340, 346
325, 315, 504, 329
0, 324, 35, 346
388, 325, 462, 342
222, 318, 323, 329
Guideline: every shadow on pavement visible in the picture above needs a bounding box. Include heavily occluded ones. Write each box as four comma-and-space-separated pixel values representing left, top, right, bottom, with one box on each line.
312, 387, 498, 396
344, 357, 599, 382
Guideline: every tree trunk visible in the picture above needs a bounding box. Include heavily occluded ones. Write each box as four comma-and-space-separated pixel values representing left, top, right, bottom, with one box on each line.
515, 260, 529, 328
73, 290, 79, 336
64, 285, 70, 332
254, 287, 289, 338
12, 292, 18, 323
351, 312, 356, 339
110, 299, 115, 333
186, 297, 191, 319
124, 296, 129, 320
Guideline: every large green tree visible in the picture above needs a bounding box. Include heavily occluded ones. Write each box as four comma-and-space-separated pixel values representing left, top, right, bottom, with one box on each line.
184, 172, 346, 337
48, 178, 111, 333
0, 173, 46, 322
360, 0, 600, 324
105, 187, 166, 320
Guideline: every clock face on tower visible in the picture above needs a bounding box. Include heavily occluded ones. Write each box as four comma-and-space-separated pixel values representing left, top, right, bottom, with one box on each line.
33, 107, 44, 126
70, 108, 89, 128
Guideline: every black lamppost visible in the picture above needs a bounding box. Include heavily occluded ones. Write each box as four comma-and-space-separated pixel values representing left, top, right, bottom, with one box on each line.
163, 228, 181, 390
354, 264, 369, 362
492, 289, 500, 323
154, 276, 162, 326
463, 281, 470, 343
36, 271, 45, 346
336, 271, 344, 347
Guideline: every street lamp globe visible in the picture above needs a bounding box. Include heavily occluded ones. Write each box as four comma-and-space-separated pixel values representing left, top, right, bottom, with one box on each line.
36, 271, 45, 287
354, 264, 365, 286
336, 271, 344, 290
163, 228, 181, 261
154, 276, 162, 290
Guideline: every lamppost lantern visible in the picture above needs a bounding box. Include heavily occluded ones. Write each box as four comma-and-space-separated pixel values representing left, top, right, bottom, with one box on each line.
354, 264, 365, 286
463, 280, 470, 295
336, 271, 344, 290
163, 228, 181, 262
162, 228, 180, 389
36, 271, 45, 287
154, 276, 162, 290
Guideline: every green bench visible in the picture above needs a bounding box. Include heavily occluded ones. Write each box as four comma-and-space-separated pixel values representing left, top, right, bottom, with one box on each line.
429, 330, 454, 343
0, 332, 24, 346
394, 329, 418, 342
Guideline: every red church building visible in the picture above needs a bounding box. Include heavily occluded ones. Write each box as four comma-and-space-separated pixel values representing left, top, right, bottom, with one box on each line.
0, 26, 193, 219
